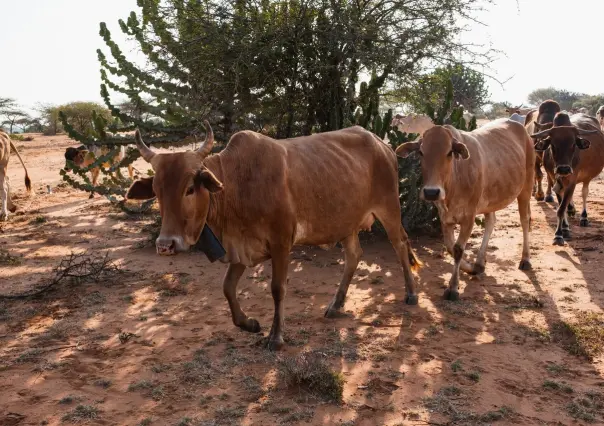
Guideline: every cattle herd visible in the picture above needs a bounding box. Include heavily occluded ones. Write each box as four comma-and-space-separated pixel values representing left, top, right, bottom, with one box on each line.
2, 99, 604, 350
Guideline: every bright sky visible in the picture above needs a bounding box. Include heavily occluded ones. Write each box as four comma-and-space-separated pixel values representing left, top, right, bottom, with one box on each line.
1, 0, 602, 114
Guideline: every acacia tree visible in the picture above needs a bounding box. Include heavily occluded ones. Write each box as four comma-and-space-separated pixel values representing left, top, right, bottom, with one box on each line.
528, 87, 585, 111
1, 109, 30, 134
388, 63, 490, 113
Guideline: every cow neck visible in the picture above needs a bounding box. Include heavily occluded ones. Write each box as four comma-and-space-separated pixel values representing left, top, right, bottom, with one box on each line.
202, 154, 225, 239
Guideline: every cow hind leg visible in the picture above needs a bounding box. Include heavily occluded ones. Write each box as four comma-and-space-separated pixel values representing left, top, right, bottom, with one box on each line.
580, 182, 590, 227
376, 208, 421, 305
517, 193, 532, 270
472, 212, 496, 275
223, 263, 260, 333
325, 234, 362, 318
445, 217, 474, 301
0, 168, 8, 221
267, 246, 290, 351
127, 164, 134, 180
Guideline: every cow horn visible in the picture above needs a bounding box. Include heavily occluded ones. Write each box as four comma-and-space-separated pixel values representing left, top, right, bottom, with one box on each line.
196, 120, 215, 158
134, 128, 155, 162
533, 121, 553, 131
530, 128, 552, 139
577, 128, 600, 136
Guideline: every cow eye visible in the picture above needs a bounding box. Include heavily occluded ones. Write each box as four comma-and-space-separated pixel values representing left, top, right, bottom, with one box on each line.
185, 186, 195, 196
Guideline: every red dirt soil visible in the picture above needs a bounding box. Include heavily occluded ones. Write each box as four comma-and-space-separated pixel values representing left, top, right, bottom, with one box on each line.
1, 133, 604, 425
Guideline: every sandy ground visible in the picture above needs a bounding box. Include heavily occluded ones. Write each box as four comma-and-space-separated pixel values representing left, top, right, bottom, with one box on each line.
2, 133, 604, 425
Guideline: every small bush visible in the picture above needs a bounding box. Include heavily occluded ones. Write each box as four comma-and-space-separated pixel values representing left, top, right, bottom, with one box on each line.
543, 380, 573, 394
61, 404, 99, 423
278, 351, 344, 402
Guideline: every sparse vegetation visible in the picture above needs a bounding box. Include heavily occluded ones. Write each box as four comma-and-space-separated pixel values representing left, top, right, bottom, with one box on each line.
424, 388, 514, 424
128, 380, 153, 392
543, 380, 574, 394
451, 360, 463, 372
180, 349, 215, 385
278, 351, 345, 402
94, 379, 112, 389
553, 311, 604, 359
61, 404, 99, 423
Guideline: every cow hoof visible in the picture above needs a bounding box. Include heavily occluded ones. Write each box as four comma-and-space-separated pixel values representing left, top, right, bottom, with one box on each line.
567, 207, 576, 217
241, 318, 261, 333
580, 218, 589, 227
405, 294, 418, 305
471, 263, 485, 275
88, 193, 94, 199
324, 306, 341, 318
266, 336, 284, 351
443, 289, 460, 301
0, 213, 7, 222
562, 229, 571, 239
545, 195, 555, 203
535, 195, 545, 202
553, 236, 565, 246
518, 260, 532, 271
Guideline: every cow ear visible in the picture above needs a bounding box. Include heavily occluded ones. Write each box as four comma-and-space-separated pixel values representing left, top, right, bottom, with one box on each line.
126, 177, 156, 200
452, 139, 470, 160
576, 137, 591, 150
534, 137, 551, 152
395, 141, 421, 158
194, 169, 223, 193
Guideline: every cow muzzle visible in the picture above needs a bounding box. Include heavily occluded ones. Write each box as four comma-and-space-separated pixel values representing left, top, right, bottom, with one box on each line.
555, 165, 573, 177
421, 186, 444, 202
156, 235, 185, 256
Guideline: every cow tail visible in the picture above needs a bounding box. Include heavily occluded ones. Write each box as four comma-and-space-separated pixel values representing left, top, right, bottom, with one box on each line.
9, 140, 31, 192
407, 240, 423, 271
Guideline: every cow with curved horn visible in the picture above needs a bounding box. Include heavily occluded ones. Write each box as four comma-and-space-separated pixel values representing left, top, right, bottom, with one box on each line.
525, 100, 562, 204
126, 121, 422, 350
506, 104, 534, 116
530, 112, 604, 245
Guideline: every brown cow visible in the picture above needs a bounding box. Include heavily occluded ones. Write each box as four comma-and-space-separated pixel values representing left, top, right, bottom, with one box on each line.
396, 119, 534, 300
64, 144, 134, 198
506, 104, 534, 115
0, 130, 31, 220
125, 122, 421, 350
525, 100, 560, 203
530, 112, 604, 245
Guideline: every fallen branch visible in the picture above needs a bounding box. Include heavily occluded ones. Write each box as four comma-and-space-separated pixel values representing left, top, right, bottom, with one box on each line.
0, 252, 122, 299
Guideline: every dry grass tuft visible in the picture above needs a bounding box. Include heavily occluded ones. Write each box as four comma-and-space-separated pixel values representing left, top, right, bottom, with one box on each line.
278, 350, 344, 402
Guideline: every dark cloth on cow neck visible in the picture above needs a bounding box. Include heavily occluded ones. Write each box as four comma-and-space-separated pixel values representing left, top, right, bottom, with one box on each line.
194, 224, 226, 263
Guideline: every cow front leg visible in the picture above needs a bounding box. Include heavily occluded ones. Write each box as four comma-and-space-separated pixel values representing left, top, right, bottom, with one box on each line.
0, 168, 8, 221
442, 223, 474, 274
554, 183, 576, 245
223, 263, 260, 333
534, 160, 545, 201
444, 217, 474, 301
325, 234, 362, 317
580, 182, 590, 227
545, 172, 554, 203
267, 247, 290, 351
473, 212, 496, 274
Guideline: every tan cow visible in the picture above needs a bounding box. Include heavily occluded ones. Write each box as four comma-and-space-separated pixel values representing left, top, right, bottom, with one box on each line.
506, 104, 535, 116
396, 119, 534, 300
391, 113, 434, 138
125, 122, 421, 350
530, 112, 604, 245
0, 130, 31, 220
64, 144, 134, 198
